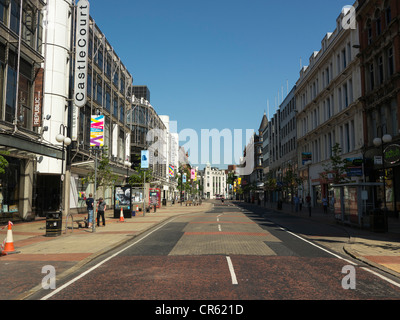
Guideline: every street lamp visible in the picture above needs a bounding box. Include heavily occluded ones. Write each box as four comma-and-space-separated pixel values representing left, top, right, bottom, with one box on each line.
55, 124, 71, 215
373, 125, 392, 210
124, 160, 132, 185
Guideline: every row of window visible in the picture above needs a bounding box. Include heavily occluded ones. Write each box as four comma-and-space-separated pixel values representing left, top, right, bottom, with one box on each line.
301, 120, 356, 165
366, 46, 394, 92
366, 2, 392, 45
88, 31, 127, 96
0, 0, 43, 52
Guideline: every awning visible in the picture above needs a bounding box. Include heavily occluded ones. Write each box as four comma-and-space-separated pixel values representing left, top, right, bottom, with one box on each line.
0, 133, 63, 159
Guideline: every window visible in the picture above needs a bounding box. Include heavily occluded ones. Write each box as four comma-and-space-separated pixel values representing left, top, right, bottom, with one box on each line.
342, 48, 347, 69
369, 63, 374, 91
367, 20, 372, 45
105, 55, 111, 78
22, 3, 35, 48
105, 87, 111, 112
36, 11, 43, 52
87, 68, 92, 97
113, 94, 118, 118
386, 4, 392, 25
388, 47, 394, 76
95, 77, 102, 105
343, 83, 348, 108
10, 0, 20, 34
0, 0, 7, 24
378, 56, 384, 84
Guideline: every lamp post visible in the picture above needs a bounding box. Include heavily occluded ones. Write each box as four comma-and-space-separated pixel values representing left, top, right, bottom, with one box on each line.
373, 125, 392, 210
55, 124, 71, 215
124, 160, 132, 185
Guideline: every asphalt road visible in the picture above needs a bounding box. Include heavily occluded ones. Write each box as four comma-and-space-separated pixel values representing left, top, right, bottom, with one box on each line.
29, 201, 400, 306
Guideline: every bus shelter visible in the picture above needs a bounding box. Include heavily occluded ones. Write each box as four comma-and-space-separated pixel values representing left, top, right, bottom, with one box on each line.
331, 182, 384, 229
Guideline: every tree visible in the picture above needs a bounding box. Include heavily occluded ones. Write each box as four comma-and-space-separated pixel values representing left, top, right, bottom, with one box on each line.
0, 151, 9, 175
82, 147, 119, 197
321, 143, 349, 184
128, 154, 154, 185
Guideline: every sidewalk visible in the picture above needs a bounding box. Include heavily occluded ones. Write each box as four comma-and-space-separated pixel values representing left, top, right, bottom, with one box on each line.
245, 200, 400, 278
0, 201, 213, 300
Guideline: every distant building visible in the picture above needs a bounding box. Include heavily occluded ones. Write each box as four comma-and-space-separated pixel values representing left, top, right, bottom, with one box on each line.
200, 163, 227, 199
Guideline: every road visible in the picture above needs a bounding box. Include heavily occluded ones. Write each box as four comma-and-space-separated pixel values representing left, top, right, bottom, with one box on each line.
29, 201, 400, 305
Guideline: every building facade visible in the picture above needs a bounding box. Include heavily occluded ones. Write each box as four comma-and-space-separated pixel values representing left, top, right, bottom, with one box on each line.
296, 3, 364, 207
201, 163, 227, 199
357, 0, 400, 215
0, 0, 59, 221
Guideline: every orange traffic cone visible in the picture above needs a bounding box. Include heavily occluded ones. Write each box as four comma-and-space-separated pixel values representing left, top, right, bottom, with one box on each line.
2, 222, 19, 255
136, 205, 139, 212
119, 208, 125, 222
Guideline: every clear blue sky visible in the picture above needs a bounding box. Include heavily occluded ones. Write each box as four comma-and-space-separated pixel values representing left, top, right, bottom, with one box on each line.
90, 0, 352, 168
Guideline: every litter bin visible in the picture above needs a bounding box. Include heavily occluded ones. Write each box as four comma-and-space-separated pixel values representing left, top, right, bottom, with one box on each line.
370, 209, 388, 233
46, 211, 62, 237
162, 198, 167, 206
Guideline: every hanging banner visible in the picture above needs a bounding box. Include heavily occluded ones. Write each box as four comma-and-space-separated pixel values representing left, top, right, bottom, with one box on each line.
183, 173, 186, 183
141, 150, 149, 169
191, 169, 195, 180
169, 165, 174, 177
90, 115, 104, 147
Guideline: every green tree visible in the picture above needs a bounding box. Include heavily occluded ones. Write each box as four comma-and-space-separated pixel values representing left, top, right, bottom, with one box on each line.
321, 143, 349, 184
82, 147, 119, 196
0, 151, 9, 175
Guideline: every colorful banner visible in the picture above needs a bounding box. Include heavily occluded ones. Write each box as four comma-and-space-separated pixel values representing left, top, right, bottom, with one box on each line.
183, 173, 186, 183
191, 169, 195, 180
169, 165, 174, 177
90, 115, 104, 147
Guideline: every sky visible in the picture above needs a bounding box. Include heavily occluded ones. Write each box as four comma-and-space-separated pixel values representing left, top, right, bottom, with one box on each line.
90, 0, 353, 168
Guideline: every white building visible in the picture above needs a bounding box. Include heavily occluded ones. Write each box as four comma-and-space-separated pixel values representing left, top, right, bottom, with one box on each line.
296, 3, 363, 206
201, 163, 227, 199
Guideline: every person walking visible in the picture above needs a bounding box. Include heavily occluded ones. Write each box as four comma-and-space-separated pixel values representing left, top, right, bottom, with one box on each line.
294, 194, 299, 212
322, 196, 328, 214
85, 193, 94, 228
97, 197, 106, 227
306, 193, 312, 217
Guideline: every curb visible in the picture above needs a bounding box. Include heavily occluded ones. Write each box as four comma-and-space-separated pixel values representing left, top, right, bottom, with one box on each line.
343, 244, 400, 279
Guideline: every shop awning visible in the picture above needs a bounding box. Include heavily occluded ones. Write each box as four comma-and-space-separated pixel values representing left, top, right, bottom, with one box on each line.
0, 133, 63, 159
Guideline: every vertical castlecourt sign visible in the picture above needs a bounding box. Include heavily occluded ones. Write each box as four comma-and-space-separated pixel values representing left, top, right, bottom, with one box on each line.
72, 0, 90, 140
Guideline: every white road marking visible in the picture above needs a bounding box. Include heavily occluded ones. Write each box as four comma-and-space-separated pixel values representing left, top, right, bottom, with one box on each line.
281, 228, 358, 266
218, 224, 222, 232
226, 256, 238, 285
41, 217, 180, 300
361, 267, 400, 288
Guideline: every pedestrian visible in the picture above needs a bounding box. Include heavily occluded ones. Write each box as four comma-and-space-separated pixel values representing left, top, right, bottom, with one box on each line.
97, 197, 106, 227
294, 194, 299, 212
322, 196, 328, 214
330, 196, 335, 214
86, 193, 94, 228
299, 196, 303, 211
306, 193, 312, 217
